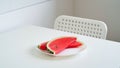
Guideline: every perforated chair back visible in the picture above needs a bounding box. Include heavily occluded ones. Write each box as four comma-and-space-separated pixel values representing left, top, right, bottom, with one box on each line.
54, 15, 107, 39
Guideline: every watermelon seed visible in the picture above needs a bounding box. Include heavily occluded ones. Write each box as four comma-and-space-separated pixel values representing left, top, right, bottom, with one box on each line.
54, 45, 58, 49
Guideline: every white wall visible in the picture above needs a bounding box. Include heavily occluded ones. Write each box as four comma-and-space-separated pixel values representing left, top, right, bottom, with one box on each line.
0, 0, 50, 14
0, 0, 56, 32
0, 0, 74, 33
74, 0, 120, 42
56, 0, 74, 16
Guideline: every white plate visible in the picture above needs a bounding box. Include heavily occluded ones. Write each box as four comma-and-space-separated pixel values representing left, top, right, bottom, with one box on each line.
36, 45, 87, 57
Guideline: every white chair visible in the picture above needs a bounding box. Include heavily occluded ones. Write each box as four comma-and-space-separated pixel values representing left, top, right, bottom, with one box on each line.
54, 15, 107, 39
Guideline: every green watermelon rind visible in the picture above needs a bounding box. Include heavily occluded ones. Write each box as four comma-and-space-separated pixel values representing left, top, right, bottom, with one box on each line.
46, 46, 55, 54
38, 42, 55, 54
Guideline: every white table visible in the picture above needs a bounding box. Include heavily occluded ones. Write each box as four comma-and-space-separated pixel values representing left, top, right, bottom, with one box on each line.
0, 25, 120, 68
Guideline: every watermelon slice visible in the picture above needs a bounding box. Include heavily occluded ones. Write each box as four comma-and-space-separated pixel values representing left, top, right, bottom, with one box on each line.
38, 42, 48, 50
38, 41, 82, 50
46, 37, 77, 54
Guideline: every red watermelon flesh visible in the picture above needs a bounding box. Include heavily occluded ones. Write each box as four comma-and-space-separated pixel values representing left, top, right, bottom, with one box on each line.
46, 37, 77, 54
38, 42, 48, 50
38, 41, 82, 50
67, 41, 82, 48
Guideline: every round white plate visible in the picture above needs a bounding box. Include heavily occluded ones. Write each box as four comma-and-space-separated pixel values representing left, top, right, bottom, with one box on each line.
36, 45, 87, 57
